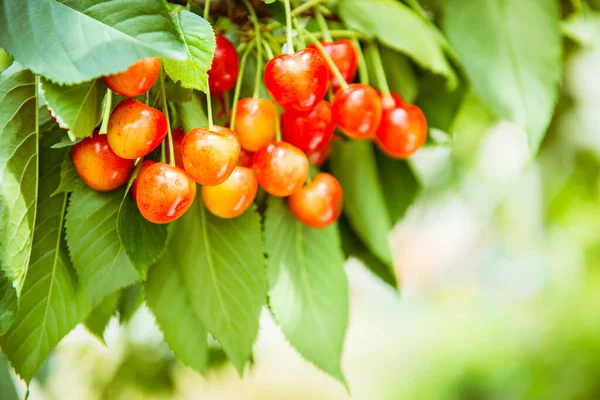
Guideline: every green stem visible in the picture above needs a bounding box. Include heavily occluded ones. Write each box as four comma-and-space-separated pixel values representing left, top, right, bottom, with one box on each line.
160, 69, 175, 167
160, 141, 166, 163
203, 0, 211, 20
99, 88, 112, 134
283, 0, 294, 53
303, 29, 348, 90
275, 106, 282, 141
368, 42, 390, 99
262, 37, 277, 58
293, 17, 306, 48
314, 30, 365, 40
315, 7, 332, 42
292, 0, 325, 15
170, 4, 184, 14
206, 84, 214, 130
353, 38, 369, 86
230, 41, 257, 131
242, 0, 263, 98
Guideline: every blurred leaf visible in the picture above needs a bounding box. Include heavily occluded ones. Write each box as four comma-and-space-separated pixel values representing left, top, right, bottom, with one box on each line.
0, 269, 16, 334
561, 11, 600, 46
118, 283, 145, 323
417, 72, 468, 132
443, 0, 562, 154
175, 91, 209, 132
0, 48, 12, 72
165, 76, 193, 103
85, 291, 119, 344
367, 46, 419, 103
0, 353, 18, 400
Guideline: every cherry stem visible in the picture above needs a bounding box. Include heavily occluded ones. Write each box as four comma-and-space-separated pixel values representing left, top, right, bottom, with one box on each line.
203, 0, 210, 20
241, 0, 263, 98
314, 30, 365, 40
160, 69, 176, 167
206, 84, 214, 130
283, 0, 295, 54
315, 7, 332, 42
353, 38, 369, 86
292, 0, 325, 16
303, 29, 349, 90
230, 40, 257, 132
99, 88, 112, 134
293, 17, 306, 48
262, 40, 275, 59
368, 42, 391, 100
275, 106, 282, 141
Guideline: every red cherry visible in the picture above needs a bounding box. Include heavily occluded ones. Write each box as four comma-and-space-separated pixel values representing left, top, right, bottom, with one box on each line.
233, 98, 277, 152
264, 48, 329, 111
130, 159, 155, 202
332, 83, 382, 139
379, 91, 404, 110
168, 127, 185, 167
252, 141, 308, 197
308, 40, 358, 93
375, 103, 428, 159
107, 99, 167, 159
135, 162, 196, 224
208, 35, 239, 94
102, 58, 161, 98
202, 166, 258, 219
288, 173, 343, 229
308, 138, 332, 168
238, 149, 254, 168
72, 133, 135, 192
181, 125, 240, 186
281, 100, 334, 154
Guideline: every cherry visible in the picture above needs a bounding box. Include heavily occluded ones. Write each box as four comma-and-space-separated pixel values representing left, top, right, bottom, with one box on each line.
238, 149, 254, 168
375, 102, 428, 159
252, 141, 308, 197
233, 98, 277, 152
135, 162, 196, 224
167, 127, 185, 167
379, 91, 404, 110
130, 159, 155, 202
102, 58, 161, 98
308, 40, 358, 93
288, 173, 343, 229
281, 100, 334, 154
72, 133, 135, 192
264, 48, 329, 111
308, 138, 332, 168
107, 98, 167, 159
181, 125, 240, 186
202, 166, 258, 219
332, 83, 382, 139
208, 35, 239, 94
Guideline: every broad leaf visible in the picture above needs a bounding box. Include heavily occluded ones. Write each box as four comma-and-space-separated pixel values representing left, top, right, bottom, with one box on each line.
0, 63, 38, 293
41, 78, 105, 139
53, 153, 86, 195
0, 354, 18, 400
443, 0, 562, 154
164, 10, 216, 93
0, 129, 89, 383
175, 91, 208, 132
85, 291, 119, 343
0, 269, 16, 334
264, 197, 349, 385
416, 72, 468, 132
0, 0, 186, 84
66, 186, 141, 304
117, 283, 144, 323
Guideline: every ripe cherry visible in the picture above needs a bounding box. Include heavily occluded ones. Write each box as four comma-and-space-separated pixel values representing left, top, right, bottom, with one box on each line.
72, 133, 135, 192
376, 102, 428, 159
281, 100, 334, 154
288, 173, 343, 229
107, 98, 167, 159
102, 58, 161, 98
130, 160, 155, 202
308, 139, 333, 168
308, 40, 358, 93
233, 98, 277, 152
238, 149, 254, 168
332, 83, 382, 139
264, 48, 329, 111
202, 166, 258, 219
380, 91, 404, 110
252, 141, 308, 197
135, 162, 196, 224
181, 125, 240, 186
208, 35, 239, 94
167, 127, 185, 167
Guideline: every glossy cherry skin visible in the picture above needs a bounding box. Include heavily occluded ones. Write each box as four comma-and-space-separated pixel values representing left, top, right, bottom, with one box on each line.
107, 99, 167, 159
332, 83, 382, 139
130, 160, 155, 202
234, 98, 277, 152
102, 58, 161, 97
308, 40, 358, 93
252, 141, 309, 197
167, 127, 185, 167
264, 48, 329, 111
208, 35, 239, 94
288, 173, 343, 229
281, 100, 334, 154
72, 133, 135, 192
308, 138, 332, 168
135, 162, 196, 224
238, 149, 254, 168
376, 103, 428, 159
181, 125, 240, 186
202, 166, 258, 219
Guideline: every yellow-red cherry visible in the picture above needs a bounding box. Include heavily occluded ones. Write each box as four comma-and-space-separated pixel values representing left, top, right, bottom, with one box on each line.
252, 141, 309, 197
234, 98, 277, 152
308, 138, 333, 168
202, 166, 258, 219
102, 58, 161, 98
107, 98, 167, 159
281, 100, 334, 154
288, 173, 343, 229
332, 83, 382, 139
181, 125, 240, 186
308, 40, 358, 93
375, 102, 428, 159
72, 132, 135, 192
130, 159, 155, 202
208, 35, 239, 94
135, 162, 196, 224
238, 149, 254, 168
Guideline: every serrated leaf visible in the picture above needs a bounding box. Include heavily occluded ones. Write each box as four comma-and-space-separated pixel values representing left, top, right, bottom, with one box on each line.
0, 63, 38, 293
41, 79, 105, 139
0, 129, 89, 383
85, 291, 119, 344
0, 0, 186, 84
164, 10, 216, 93
264, 197, 349, 385
443, 0, 562, 154
53, 153, 86, 196
66, 186, 141, 304
146, 226, 208, 375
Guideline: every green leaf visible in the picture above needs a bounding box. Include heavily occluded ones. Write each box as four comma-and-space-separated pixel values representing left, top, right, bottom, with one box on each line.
338, 0, 457, 86
146, 226, 208, 376
164, 10, 216, 93
0, 129, 89, 383
52, 153, 86, 196
0, 353, 18, 400
41, 79, 105, 139
264, 197, 349, 385
416, 72, 468, 133
0, 63, 38, 293
562, 11, 600, 47
0, 269, 16, 334
175, 91, 208, 132
443, 0, 562, 154
0, 0, 186, 84
85, 291, 119, 343
118, 283, 144, 323
66, 186, 141, 304
367, 46, 419, 103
